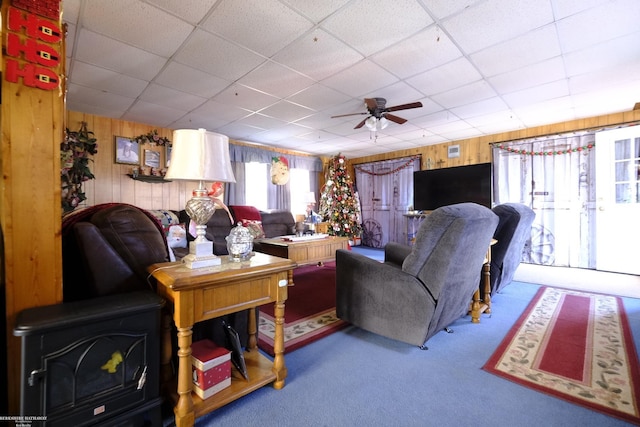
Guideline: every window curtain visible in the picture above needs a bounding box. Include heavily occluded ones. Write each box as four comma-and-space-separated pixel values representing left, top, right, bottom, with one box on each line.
492, 131, 596, 268
225, 143, 322, 210
226, 161, 246, 206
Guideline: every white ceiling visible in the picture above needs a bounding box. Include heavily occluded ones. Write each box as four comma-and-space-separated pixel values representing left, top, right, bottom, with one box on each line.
62, 0, 640, 158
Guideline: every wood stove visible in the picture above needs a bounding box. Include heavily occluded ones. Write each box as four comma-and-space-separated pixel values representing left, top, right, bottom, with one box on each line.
14, 291, 164, 427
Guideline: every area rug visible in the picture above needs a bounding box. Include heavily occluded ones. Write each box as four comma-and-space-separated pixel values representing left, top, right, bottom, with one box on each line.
484, 286, 640, 424
258, 261, 347, 356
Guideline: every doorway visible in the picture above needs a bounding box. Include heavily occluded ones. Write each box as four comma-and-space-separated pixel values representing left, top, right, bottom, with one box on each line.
355, 156, 420, 248
595, 126, 640, 275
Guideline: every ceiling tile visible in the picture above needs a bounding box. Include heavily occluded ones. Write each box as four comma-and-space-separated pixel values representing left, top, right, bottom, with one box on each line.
563, 31, 640, 77
237, 61, 316, 99
212, 85, 279, 111
286, 84, 352, 112
489, 57, 567, 95
174, 29, 265, 81
322, 0, 433, 56
406, 57, 481, 97
503, 79, 570, 109
431, 80, 498, 109
69, 61, 149, 97
66, 84, 135, 117
443, 0, 554, 54
147, 0, 219, 24
200, 0, 313, 57
81, 0, 194, 57
470, 25, 561, 77
372, 26, 463, 79
73, 29, 166, 81
259, 101, 315, 123
280, 0, 351, 22
154, 62, 230, 98
139, 84, 207, 111
556, 0, 640, 53
321, 60, 399, 98
123, 100, 186, 127
272, 29, 363, 81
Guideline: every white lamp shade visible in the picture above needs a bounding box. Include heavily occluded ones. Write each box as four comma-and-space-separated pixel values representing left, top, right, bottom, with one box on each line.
165, 129, 236, 182
303, 191, 316, 204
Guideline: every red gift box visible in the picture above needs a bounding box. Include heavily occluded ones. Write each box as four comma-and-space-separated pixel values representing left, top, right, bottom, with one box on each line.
191, 339, 231, 399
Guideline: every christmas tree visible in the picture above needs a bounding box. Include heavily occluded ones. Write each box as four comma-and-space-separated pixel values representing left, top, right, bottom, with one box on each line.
318, 154, 362, 239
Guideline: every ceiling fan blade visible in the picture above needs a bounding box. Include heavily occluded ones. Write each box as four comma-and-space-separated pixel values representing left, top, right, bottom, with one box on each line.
384, 101, 423, 113
383, 113, 407, 125
354, 118, 368, 129
331, 112, 368, 118
364, 98, 379, 111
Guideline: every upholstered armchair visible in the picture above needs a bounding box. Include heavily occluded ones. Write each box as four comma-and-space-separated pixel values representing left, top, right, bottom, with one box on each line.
336, 203, 499, 348
486, 203, 536, 295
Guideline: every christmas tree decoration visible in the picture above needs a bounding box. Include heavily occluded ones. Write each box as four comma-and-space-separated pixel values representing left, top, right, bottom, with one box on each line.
319, 154, 362, 239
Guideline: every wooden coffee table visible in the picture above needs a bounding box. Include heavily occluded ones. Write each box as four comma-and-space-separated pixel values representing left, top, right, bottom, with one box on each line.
254, 235, 349, 266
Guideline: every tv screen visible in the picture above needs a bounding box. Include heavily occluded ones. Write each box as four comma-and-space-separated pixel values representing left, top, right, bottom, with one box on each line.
413, 163, 492, 211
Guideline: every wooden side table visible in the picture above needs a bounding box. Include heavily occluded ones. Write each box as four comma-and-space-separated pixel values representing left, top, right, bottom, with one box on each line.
470, 238, 497, 323
148, 252, 296, 427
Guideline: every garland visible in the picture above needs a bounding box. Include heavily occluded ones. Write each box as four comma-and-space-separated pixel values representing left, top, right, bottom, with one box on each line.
355, 155, 420, 176
495, 142, 595, 156
132, 129, 171, 146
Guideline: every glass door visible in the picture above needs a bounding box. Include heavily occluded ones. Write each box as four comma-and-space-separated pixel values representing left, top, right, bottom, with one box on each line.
595, 126, 640, 274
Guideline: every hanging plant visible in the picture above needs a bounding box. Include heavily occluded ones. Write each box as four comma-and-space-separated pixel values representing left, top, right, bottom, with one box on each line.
60, 122, 98, 213
131, 129, 170, 146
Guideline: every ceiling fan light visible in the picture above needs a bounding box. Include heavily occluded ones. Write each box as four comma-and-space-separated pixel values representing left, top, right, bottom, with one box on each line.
379, 117, 389, 130
365, 116, 378, 131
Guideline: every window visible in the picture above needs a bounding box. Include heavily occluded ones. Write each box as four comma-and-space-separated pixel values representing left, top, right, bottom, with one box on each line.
290, 168, 310, 217
243, 162, 311, 215
244, 162, 268, 210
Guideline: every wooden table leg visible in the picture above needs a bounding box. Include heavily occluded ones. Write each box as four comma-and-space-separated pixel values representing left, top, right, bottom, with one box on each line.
471, 289, 481, 323
272, 270, 290, 389
247, 307, 257, 350
483, 261, 491, 314
174, 325, 194, 427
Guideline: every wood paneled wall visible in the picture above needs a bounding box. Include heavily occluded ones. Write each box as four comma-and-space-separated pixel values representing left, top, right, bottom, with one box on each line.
346, 110, 640, 170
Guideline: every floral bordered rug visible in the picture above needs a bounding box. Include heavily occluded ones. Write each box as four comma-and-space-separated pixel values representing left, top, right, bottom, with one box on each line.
484, 286, 640, 423
258, 262, 347, 356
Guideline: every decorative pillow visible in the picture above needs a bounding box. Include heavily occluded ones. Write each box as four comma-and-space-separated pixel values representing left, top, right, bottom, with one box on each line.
165, 223, 187, 248
230, 205, 262, 222
241, 219, 266, 239
148, 209, 180, 228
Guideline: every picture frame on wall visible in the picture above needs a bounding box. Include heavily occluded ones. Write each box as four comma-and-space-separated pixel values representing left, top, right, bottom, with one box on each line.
166, 144, 172, 167
115, 136, 140, 165
144, 149, 161, 169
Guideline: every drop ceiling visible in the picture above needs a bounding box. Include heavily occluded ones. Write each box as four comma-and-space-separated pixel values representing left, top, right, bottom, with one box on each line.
62, 0, 640, 158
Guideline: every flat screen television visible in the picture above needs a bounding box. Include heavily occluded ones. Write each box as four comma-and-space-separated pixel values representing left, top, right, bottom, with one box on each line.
413, 163, 492, 211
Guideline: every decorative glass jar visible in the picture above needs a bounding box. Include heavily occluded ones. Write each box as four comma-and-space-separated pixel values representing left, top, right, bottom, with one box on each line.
226, 222, 254, 261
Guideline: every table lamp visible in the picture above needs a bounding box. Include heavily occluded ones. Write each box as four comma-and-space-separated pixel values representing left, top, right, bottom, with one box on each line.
165, 129, 236, 268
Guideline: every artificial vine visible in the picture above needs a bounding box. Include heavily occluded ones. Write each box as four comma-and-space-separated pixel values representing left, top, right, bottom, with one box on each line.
495, 142, 595, 156
131, 129, 170, 146
60, 122, 98, 213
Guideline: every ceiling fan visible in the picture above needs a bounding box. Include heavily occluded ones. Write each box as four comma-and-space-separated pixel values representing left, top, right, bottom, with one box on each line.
331, 97, 423, 130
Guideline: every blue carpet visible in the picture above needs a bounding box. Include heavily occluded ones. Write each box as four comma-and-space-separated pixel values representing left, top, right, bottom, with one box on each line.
180, 249, 640, 426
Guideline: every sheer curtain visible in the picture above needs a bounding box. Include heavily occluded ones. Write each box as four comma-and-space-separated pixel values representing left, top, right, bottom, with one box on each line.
492, 132, 596, 268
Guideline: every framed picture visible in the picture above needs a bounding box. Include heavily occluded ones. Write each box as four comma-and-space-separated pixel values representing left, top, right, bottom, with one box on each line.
144, 149, 161, 169
166, 144, 172, 167
114, 136, 140, 165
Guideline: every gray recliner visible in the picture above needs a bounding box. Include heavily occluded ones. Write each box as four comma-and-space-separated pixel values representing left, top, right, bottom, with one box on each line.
336, 203, 499, 348
486, 203, 536, 295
